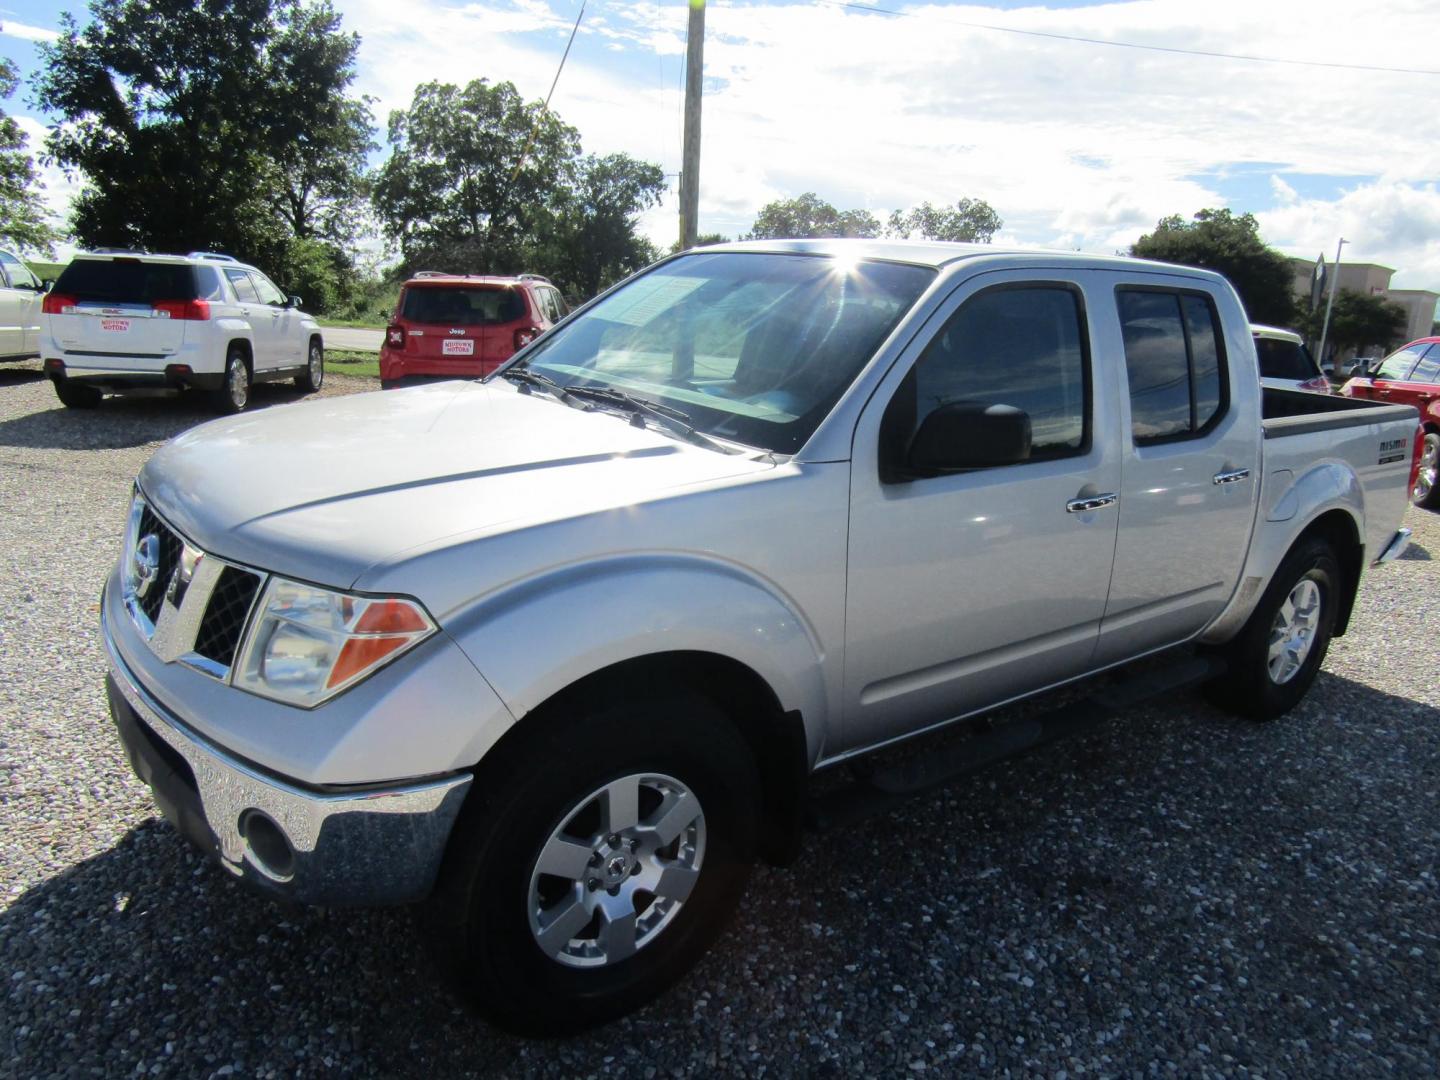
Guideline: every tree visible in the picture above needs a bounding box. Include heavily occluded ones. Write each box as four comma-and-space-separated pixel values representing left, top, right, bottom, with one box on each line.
0, 57, 61, 255
1131, 209, 1295, 325
537, 153, 665, 299
744, 193, 880, 240
372, 79, 581, 274
1295, 290, 1407, 356
35, 0, 372, 302
884, 198, 1001, 243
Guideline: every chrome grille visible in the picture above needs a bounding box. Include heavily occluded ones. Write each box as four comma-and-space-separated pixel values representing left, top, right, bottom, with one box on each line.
123, 495, 266, 680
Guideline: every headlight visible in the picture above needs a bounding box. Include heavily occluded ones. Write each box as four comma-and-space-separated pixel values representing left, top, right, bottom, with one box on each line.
233, 578, 436, 708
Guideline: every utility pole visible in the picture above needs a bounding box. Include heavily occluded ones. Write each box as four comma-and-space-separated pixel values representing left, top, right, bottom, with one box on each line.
678, 0, 705, 251
1317, 236, 1347, 368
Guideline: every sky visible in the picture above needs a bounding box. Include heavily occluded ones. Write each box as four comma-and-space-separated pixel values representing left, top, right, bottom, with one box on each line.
4, 0, 1440, 296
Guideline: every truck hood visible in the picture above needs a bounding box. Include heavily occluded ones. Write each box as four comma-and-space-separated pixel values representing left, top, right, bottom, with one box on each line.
141, 380, 774, 587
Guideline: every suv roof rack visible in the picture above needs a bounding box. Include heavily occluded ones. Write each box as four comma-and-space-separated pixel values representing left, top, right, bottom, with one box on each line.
186, 251, 239, 263
517, 273, 551, 283
90, 247, 149, 255
412, 270, 452, 278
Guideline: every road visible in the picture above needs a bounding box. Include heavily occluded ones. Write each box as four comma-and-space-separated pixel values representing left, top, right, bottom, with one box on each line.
322, 325, 384, 352
1, 359, 1437, 1077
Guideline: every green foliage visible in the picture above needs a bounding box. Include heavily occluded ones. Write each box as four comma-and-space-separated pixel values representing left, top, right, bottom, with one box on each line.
668, 232, 729, 256
1131, 209, 1296, 325
1295, 290, 1408, 355
372, 79, 580, 274
536, 153, 665, 299
34, 0, 373, 311
744, 193, 880, 240
0, 58, 61, 255
884, 198, 1001, 243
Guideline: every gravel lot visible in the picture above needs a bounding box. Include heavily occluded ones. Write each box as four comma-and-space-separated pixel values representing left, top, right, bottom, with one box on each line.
3, 358, 1438, 1078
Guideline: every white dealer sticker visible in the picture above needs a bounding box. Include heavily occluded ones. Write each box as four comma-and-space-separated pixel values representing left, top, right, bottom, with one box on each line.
101, 319, 130, 332
442, 339, 474, 355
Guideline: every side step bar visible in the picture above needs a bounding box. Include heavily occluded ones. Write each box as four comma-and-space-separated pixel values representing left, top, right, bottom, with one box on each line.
807, 653, 1225, 831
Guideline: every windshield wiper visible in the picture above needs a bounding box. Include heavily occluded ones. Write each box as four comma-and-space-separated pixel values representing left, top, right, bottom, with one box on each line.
561, 385, 738, 454
499, 367, 582, 407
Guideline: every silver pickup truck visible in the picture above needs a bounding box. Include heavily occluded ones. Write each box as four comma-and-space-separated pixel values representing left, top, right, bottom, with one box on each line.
102, 241, 1420, 1033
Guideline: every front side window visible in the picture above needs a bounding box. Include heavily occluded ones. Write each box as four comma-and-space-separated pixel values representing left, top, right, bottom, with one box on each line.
249, 272, 287, 307
225, 268, 260, 303
1373, 344, 1428, 381
513, 252, 935, 455
884, 285, 1089, 469
0, 250, 37, 289
1118, 289, 1226, 443
1409, 351, 1440, 384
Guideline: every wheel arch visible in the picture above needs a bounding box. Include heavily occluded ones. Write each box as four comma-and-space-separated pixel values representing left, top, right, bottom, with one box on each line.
226, 337, 254, 370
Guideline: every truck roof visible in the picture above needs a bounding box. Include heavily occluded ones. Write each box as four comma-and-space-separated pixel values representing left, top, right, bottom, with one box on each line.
699, 237, 1226, 281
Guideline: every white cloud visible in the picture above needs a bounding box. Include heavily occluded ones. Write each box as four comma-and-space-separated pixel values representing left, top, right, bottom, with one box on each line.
0, 21, 60, 43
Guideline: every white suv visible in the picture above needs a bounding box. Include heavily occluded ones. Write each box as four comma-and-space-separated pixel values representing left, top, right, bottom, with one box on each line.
40, 251, 324, 413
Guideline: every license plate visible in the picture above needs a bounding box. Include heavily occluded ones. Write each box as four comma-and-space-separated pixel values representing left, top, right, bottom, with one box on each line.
101, 319, 131, 332
442, 339, 474, 355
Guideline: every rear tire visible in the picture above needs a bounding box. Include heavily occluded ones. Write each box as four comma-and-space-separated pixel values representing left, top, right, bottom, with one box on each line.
52, 377, 102, 409
418, 687, 759, 1035
212, 347, 251, 414
1415, 431, 1439, 509
295, 338, 324, 392
1206, 537, 1340, 721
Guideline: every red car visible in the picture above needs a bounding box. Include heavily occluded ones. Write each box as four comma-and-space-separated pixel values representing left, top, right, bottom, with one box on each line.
379, 272, 569, 388
1341, 336, 1440, 508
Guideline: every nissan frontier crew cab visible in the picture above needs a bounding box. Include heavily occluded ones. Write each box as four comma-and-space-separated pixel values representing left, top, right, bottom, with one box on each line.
101, 241, 1420, 1034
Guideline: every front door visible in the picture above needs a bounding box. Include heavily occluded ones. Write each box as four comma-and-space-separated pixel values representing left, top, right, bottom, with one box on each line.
1093, 275, 1260, 666
841, 271, 1122, 754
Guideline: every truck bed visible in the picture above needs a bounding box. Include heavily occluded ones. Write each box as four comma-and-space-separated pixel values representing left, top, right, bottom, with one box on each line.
1261, 386, 1417, 438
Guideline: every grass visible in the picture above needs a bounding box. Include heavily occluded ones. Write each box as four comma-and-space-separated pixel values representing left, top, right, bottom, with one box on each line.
325, 348, 379, 379
317, 314, 390, 330
29, 261, 65, 282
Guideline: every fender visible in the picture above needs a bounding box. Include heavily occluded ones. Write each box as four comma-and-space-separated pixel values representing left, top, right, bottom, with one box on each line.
444, 553, 833, 766
1201, 462, 1363, 644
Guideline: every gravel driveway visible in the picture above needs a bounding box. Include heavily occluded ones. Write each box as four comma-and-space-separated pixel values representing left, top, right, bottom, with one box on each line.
3, 358, 1438, 1078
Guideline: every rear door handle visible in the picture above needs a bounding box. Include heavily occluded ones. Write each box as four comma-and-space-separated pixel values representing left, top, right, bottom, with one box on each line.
1066, 493, 1118, 513
1213, 468, 1251, 485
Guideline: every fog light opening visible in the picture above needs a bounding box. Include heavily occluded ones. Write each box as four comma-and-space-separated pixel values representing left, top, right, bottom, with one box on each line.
239, 809, 296, 881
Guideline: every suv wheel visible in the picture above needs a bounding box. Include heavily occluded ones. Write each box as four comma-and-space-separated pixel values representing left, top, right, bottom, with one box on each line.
52, 377, 102, 410
213, 348, 251, 414
1415, 431, 1439, 509
419, 687, 759, 1034
296, 338, 324, 393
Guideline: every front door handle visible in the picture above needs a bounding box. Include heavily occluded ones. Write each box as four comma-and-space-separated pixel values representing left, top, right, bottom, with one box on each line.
1213, 468, 1251, 485
1066, 493, 1118, 513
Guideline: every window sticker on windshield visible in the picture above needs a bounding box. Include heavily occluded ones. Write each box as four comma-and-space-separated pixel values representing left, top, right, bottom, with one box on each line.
597, 276, 706, 327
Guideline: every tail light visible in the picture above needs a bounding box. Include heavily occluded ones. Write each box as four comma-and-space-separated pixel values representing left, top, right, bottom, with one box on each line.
41, 293, 78, 315
1410, 423, 1427, 497
514, 326, 541, 350
152, 299, 211, 320
386, 324, 406, 349
1298, 375, 1332, 394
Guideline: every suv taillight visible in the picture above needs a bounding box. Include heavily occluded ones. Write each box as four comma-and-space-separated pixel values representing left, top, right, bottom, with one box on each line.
41, 293, 78, 315
1410, 423, 1427, 497
152, 299, 211, 321
1298, 375, 1332, 394
386, 324, 406, 349
514, 326, 541, 350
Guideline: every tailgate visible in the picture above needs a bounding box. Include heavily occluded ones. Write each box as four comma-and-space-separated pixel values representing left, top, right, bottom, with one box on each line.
406, 323, 487, 365
52, 303, 187, 367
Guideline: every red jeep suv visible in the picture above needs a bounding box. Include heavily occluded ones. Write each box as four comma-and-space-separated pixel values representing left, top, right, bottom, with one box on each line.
379, 272, 569, 388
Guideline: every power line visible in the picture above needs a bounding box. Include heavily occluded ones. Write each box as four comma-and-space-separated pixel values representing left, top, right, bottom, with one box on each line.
814, 1, 1440, 77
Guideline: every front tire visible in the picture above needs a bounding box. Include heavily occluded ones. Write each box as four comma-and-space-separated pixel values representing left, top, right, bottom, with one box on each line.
1415, 431, 1439, 509
52, 377, 102, 409
419, 688, 759, 1035
1207, 537, 1340, 720
296, 338, 324, 392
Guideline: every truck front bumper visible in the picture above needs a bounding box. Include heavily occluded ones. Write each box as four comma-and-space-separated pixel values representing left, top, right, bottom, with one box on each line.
104, 623, 472, 906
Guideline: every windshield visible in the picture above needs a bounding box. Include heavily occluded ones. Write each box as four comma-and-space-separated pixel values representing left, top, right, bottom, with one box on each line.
1254, 337, 1319, 380
506, 252, 935, 454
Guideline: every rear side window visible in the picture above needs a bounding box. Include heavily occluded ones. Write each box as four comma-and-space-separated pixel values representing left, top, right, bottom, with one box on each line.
1118, 289, 1227, 444
891, 284, 1090, 464
55, 259, 203, 303
1254, 337, 1319, 381
194, 265, 224, 301
401, 286, 526, 326
224, 268, 260, 303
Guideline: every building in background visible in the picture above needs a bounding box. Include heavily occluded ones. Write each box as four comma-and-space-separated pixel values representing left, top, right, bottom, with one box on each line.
1288, 257, 1439, 359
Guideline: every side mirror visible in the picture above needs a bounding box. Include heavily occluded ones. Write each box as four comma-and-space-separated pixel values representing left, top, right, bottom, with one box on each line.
906, 401, 1031, 476
287, 294, 303, 309
41, 279, 55, 292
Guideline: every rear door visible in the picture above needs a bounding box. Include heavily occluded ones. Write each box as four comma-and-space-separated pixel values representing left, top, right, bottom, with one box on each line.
0, 251, 42, 355
1093, 276, 1260, 666
1357, 344, 1438, 416
48, 258, 191, 371
224, 268, 280, 371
